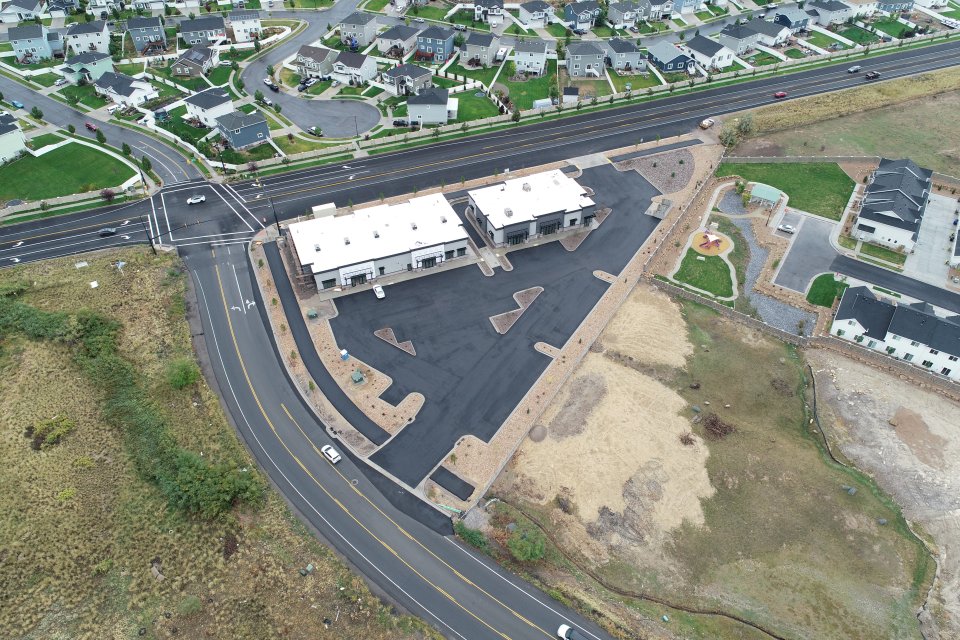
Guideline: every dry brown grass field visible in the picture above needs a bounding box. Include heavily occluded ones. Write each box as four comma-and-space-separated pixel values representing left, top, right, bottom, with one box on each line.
0, 248, 435, 640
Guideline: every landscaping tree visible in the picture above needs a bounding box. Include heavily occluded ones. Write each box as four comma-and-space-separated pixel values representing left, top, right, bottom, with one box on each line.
231, 60, 239, 71
718, 126, 737, 147
100, 188, 116, 202
96, 129, 106, 144
254, 39, 261, 52
141, 156, 152, 173
266, 64, 274, 77
548, 84, 559, 103
67, 123, 75, 134
454, 33, 466, 48
735, 114, 754, 137
30, 106, 43, 120
274, 104, 281, 114
122, 142, 131, 156
507, 521, 546, 562
0, 91, 3, 101
511, 107, 521, 123
254, 89, 264, 103
236, 78, 244, 91
287, 132, 294, 142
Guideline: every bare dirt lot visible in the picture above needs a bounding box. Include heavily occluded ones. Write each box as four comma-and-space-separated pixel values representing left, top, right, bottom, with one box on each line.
809, 348, 960, 639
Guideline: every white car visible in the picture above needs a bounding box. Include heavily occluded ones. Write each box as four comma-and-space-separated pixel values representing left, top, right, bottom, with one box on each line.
321, 445, 342, 464
777, 223, 795, 234
699, 118, 715, 129
263, 77, 272, 85
186, 195, 206, 205
847, 65, 862, 73
54, 78, 67, 86
557, 624, 588, 640
373, 285, 385, 299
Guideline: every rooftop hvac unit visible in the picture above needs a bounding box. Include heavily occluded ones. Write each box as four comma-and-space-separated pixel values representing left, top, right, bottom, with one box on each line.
522, 183, 531, 192
505, 208, 513, 218
314, 244, 321, 251
373, 230, 380, 238
344, 237, 350, 245
440, 216, 447, 223
411, 222, 418, 230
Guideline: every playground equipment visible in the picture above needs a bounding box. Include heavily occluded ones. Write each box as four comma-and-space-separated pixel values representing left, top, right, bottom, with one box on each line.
699, 232, 722, 249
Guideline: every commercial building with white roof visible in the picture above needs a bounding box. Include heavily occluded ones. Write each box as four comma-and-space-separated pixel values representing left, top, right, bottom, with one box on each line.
289, 193, 470, 290
466, 170, 596, 246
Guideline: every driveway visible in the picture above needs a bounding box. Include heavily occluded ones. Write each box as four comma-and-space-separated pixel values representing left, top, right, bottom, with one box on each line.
903, 193, 957, 286
773, 214, 839, 293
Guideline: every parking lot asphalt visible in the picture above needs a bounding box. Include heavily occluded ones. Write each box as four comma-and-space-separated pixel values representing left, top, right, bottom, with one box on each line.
330, 163, 661, 487
831, 255, 960, 314
773, 215, 839, 293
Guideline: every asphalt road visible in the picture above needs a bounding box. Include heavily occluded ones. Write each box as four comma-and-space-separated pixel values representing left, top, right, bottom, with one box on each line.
0, 75, 203, 186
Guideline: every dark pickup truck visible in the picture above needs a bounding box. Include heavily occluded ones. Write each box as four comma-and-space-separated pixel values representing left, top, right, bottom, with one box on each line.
864, 71, 881, 80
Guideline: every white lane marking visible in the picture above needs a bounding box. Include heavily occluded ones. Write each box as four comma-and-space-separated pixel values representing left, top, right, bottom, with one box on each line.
223, 181, 248, 203
0, 235, 144, 261
190, 272, 468, 640
173, 238, 255, 248
231, 263, 247, 314
1, 199, 151, 245
13, 241, 23, 247
176, 230, 256, 241
217, 183, 265, 229
158, 192, 175, 241
213, 184, 255, 232
138, 138, 192, 181
137, 142, 178, 181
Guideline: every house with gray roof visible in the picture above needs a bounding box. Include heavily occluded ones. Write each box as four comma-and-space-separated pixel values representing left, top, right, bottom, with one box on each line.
513, 38, 550, 75
0, 112, 26, 165
831, 286, 960, 381
566, 41, 604, 77
472, 0, 505, 25
746, 18, 791, 46
807, 0, 854, 24
462, 31, 500, 67
9, 24, 63, 61
180, 16, 227, 45
606, 37, 646, 72
416, 26, 455, 63
773, 6, 811, 32
518, 0, 551, 27
126, 17, 167, 53
93, 71, 159, 105
332, 50, 377, 85
407, 87, 455, 125
683, 34, 734, 70
228, 10, 261, 43
718, 22, 760, 55
217, 111, 270, 150
173, 45, 218, 77
381, 63, 433, 96
646, 40, 694, 74
184, 87, 233, 127
65, 20, 110, 56
339, 11, 377, 47
855, 158, 933, 251
644, 0, 674, 20
0, 0, 41, 23
376, 24, 420, 58
608, 1, 644, 28
47, 0, 80, 18
564, 0, 602, 29
61, 50, 113, 83
295, 44, 335, 79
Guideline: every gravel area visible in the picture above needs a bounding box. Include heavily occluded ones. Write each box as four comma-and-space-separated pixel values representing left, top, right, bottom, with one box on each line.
730, 217, 817, 336
718, 189, 748, 215
615, 148, 695, 195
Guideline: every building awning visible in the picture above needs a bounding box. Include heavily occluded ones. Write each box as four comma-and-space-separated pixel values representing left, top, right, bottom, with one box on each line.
750, 182, 783, 203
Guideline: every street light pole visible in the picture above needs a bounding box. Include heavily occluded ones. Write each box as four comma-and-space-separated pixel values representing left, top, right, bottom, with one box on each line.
138, 215, 157, 255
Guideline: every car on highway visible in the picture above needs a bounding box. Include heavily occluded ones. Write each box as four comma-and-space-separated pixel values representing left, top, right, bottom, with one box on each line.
773, 91, 788, 99
321, 445, 342, 464
847, 65, 862, 73
85, 122, 98, 131
373, 285, 385, 299
865, 70, 881, 80
98, 228, 117, 237
11, 100, 25, 109
557, 624, 589, 640
699, 118, 715, 129
186, 194, 206, 205
777, 223, 795, 234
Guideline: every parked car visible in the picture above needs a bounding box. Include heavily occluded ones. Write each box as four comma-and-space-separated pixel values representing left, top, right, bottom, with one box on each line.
263, 77, 272, 85
268, 82, 280, 92
773, 91, 788, 99
186, 194, 206, 205
453, 23, 467, 31
847, 65, 862, 73
373, 284, 385, 299
393, 119, 408, 127
85, 121, 98, 131
305, 77, 319, 87
11, 100, 24, 109
414, 16, 424, 22
320, 445, 342, 464
309, 126, 323, 136
98, 227, 117, 237
262, 97, 274, 107
54, 78, 67, 86
297, 82, 308, 92
331, 79, 340, 87
573, 28, 587, 35
865, 71, 881, 80
629, 25, 640, 33
777, 223, 795, 234
699, 118, 715, 129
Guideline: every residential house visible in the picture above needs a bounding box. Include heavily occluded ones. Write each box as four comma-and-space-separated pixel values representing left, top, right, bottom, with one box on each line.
806, 0, 854, 24
184, 87, 233, 127
0, 0, 40, 23
518, 0, 551, 27
645, 0, 675, 20
608, 1, 643, 28
683, 34, 734, 70
331, 50, 377, 85
85, 0, 121, 18
473, 0, 504, 25
646, 40, 695, 73
131, 0, 165, 12
564, 0, 602, 29
339, 11, 377, 48
462, 31, 500, 67
295, 44, 335, 78
180, 16, 227, 45
65, 20, 110, 56
877, 0, 914, 11
718, 22, 760, 55
606, 37, 646, 72
61, 50, 113, 83
565, 41, 604, 77
0, 113, 26, 165
375, 24, 419, 58
855, 158, 933, 251
228, 10, 261, 43
513, 38, 549, 75
216, 110, 270, 150
773, 6, 811, 32
93, 71, 159, 105
674, 0, 704, 14
846, 0, 878, 17
172, 45, 218, 77
416, 25, 455, 63
747, 18, 791, 46
47, 0, 80, 18
381, 62, 433, 96
126, 16, 167, 54
831, 287, 960, 382
9, 24, 63, 62
407, 87, 456, 125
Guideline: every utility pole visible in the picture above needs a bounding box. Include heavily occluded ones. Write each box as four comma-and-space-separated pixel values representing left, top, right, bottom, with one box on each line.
138, 215, 157, 255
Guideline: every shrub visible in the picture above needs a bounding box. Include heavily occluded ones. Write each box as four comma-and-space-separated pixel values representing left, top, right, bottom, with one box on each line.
454, 521, 488, 551
507, 520, 546, 562
26, 415, 76, 450
166, 357, 200, 389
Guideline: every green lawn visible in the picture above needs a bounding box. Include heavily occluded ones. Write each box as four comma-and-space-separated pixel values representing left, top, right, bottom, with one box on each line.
449, 61, 501, 87
784, 47, 807, 59
715, 162, 855, 220
695, 10, 713, 20
497, 60, 557, 110
839, 25, 880, 45
860, 242, 907, 265
565, 74, 611, 98
409, 4, 451, 21
31, 73, 60, 87
447, 9, 490, 31
673, 248, 734, 298
454, 92, 499, 122
363, 85, 384, 97
546, 22, 571, 38
804, 30, 851, 50
0, 41, 11, 52
115, 62, 145, 76
366, 0, 390, 11
432, 75, 465, 88
0, 143, 135, 201
609, 68, 661, 92
273, 134, 339, 154
336, 85, 366, 96
219, 47, 259, 62
58, 84, 108, 109
7, 56, 60, 70
708, 4, 729, 15
591, 25, 626, 37
157, 105, 212, 146
637, 21, 669, 33
744, 51, 783, 66
307, 79, 333, 95
238, 103, 258, 114
207, 65, 233, 86
26, 133, 63, 150
672, 17, 686, 26
151, 63, 209, 91
219, 141, 277, 164
285, 0, 333, 8
871, 18, 910, 38
503, 23, 527, 35
806, 273, 849, 307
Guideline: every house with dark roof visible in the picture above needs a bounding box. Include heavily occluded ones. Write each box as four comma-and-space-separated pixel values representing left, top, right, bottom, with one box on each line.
683, 34, 734, 70
877, 0, 913, 12
855, 158, 933, 251
295, 44, 335, 79
646, 40, 695, 74
339, 11, 377, 47
608, 1, 644, 28
518, 0, 551, 27
807, 0, 854, 24
462, 31, 500, 67
9, 24, 63, 61
416, 26, 455, 63
513, 38, 549, 75
376, 25, 420, 58
126, 17, 167, 54
180, 16, 227, 45
564, 0, 602, 29
773, 6, 811, 32
47, 0, 80, 18
0, 112, 27, 164
382, 63, 433, 96
173, 45, 218, 77
216, 110, 270, 150
61, 50, 113, 83
562, 85, 579, 104
606, 37, 646, 72
65, 20, 110, 56
0, 0, 41, 23
717, 22, 760, 55
184, 87, 233, 127
832, 286, 960, 381
332, 50, 377, 85
85, 0, 121, 20
228, 10, 261, 43
407, 87, 455, 125
746, 18, 791, 46
566, 41, 604, 77
93, 71, 159, 105
472, 0, 505, 25
644, 0, 675, 20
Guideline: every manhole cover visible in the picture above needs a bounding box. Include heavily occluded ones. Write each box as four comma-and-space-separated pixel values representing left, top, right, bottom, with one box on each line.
528, 424, 547, 442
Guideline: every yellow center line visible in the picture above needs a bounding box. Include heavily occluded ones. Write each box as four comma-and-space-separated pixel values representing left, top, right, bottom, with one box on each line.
210, 263, 515, 640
